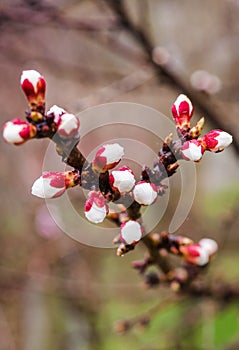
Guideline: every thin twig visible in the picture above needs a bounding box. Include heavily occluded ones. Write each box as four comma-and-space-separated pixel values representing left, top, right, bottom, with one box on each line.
115, 294, 184, 334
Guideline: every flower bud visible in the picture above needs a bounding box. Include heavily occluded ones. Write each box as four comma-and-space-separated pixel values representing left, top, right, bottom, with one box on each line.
84, 191, 108, 224
3, 118, 37, 145
32, 172, 66, 199
47, 105, 66, 124
120, 220, 143, 245
202, 129, 233, 152
181, 139, 205, 162
133, 181, 158, 205
57, 113, 80, 139
109, 166, 135, 193
92, 143, 124, 172
179, 244, 209, 266
21, 70, 46, 107
199, 238, 218, 256
172, 94, 193, 129
31, 171, 79, 199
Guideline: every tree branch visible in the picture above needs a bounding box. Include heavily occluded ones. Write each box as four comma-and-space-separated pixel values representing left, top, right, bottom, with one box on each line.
105, 0, 239, 155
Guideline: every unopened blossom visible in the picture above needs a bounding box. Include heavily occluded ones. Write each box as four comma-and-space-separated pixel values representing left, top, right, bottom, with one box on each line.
92, 143, 124, 172
47, 105, 67, 124
179, 244, 209, 266
84, 191, 108, 224
172, 94, 193, 129
21, 70, 46, 106
199, 238, 218, 256
133, 181, 158, 205
3, 119, 37, 145
120, 220, 143, 245
202, 129, 233, 152
57, 113, 80, 138
31, 171, 79, 199
109, 166, 135, 193
181, 139, 205, 162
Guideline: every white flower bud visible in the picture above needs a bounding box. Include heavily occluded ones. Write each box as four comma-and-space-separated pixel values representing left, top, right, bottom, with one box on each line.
31, 172, 66, 199
181, 140, 205, 162
133, 181, 158, 205
120, 220, 142, 244
199, 238, 218, 256
3, 119, 36, 145
92, 143, 124, 172
47, 105, 66, 124
57, 113, 80, 138
110, 167, 135, 193
84, 191, 108, 224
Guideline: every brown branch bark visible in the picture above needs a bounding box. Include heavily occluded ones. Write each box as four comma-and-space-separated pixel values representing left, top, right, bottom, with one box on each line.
141, 234, 172, 275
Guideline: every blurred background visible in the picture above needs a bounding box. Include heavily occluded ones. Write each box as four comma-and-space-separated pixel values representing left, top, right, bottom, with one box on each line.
0, 0, 239, 349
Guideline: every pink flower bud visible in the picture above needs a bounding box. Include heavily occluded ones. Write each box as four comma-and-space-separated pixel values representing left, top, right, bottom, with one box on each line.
199, 238, 218, 256
3, 118, 37, 145
92, 143, 124, 172
181, 139, 205, 162
31, 171, 79, 199
120, 220, 143, 245
179, 244, 209, 266
202, 129, 233, 152
21, 70, 46, 106
109, 166, 135, 193
57, 113, 80, 139
31, 171, 67, 199
47, 105, 66, 124
172, 94, 193, 128
133, 181, 158, 205
84, 191, 109, 224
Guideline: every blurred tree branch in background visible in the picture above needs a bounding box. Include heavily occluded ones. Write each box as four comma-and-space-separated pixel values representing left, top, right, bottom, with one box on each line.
105, 0, 239, 154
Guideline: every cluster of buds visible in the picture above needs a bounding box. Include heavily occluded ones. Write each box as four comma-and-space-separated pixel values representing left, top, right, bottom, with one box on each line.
158, 232, 218, 267
47, 105, 80, 139
172, 94, 233, 162
131, 232, 219, 292
2, 69, 233, 263
2, 70, 80, 146
3, 70, 237, 337
80, 145, 160, 230
132, 233, 219, 294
